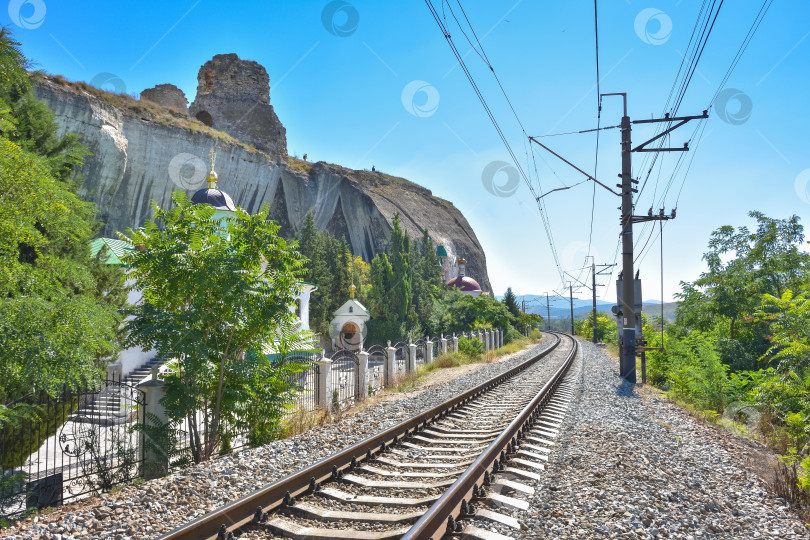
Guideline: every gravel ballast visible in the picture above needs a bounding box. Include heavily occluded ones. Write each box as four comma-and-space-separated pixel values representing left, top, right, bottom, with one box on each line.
1, 340, 553, 539
506, 340, 809, 539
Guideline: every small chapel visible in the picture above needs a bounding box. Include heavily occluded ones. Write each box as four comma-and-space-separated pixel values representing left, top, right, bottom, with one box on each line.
329, 284, 370, 352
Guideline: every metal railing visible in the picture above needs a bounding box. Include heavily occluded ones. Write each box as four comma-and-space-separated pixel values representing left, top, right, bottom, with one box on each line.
0, 376, 146, 517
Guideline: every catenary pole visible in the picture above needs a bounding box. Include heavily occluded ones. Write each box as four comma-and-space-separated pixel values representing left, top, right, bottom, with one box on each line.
592, 261, 598, 344
569, 283, 575, 335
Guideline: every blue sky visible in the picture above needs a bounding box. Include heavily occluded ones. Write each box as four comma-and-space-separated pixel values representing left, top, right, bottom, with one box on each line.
6, 0, 810, 304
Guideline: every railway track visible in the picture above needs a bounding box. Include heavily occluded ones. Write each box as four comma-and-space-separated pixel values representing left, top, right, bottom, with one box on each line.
159, 332, 578, 540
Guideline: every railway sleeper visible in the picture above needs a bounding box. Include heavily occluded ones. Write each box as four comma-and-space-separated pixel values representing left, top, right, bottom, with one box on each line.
400, 440, 488, 452
358, 464, 463, 479
341, 473, 455, 489
376, 455, 476, 468
264, 517, 410, 540
279, 501, 423, 524
317, 486, 439, 507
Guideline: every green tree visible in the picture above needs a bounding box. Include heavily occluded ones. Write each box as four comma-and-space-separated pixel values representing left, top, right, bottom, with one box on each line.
122, 193, 308, 462
574, 312, 616, 344
755, 288, 810, 372
296, 212, 360, 335
411, 230, 443, 334
503, 287, 520, 319
437, 290, 512, 337
387, 214, 412, 322
0, 28, 124, 421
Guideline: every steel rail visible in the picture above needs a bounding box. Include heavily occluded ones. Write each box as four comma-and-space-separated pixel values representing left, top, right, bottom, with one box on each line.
402, 333, 578, 540
158, 333, 562, 540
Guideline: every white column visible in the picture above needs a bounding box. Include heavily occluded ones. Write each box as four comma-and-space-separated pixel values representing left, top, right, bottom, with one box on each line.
452, 334, 459, 352
426, 337, 434, 364
408, 343, 417, 372
441, 335, 447, 354
501, 328, 505, 347
385, 344, 396, 387
139, 369, 169, 479
357, 350, 369, 400
317, 358, 333, 412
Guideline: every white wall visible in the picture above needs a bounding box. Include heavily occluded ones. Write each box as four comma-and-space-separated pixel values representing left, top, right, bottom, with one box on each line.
119, 279, 157, 376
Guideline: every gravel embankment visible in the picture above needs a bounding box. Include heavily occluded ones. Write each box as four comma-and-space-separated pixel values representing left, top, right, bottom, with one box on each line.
2, 340, 553, 540
505, 340, 808, 539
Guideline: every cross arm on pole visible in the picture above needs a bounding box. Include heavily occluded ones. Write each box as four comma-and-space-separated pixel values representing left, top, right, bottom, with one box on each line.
631, 111, 708, 153
529, 137, 621, 197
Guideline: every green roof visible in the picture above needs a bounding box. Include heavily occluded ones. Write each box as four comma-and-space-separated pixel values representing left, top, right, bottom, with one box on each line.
436, 244, 448, 257
90, 237, 134, 266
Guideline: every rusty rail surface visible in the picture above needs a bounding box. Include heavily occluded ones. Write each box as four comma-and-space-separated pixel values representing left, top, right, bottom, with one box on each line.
159, 333, 563, 540
402, 332, 578, 540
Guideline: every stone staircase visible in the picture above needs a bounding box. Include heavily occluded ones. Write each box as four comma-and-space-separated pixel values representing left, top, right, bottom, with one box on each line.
72, 357, 163, 425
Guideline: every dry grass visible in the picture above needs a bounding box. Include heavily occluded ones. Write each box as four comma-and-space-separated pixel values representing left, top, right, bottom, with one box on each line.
43, 74, 261, 154
287, 156, 313, 173
391, 370, 421, 393
282, 407, 333, 438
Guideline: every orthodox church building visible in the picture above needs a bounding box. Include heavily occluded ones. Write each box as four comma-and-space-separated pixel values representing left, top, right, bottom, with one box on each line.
96, 151, 317, 378
436, 244, 484, 296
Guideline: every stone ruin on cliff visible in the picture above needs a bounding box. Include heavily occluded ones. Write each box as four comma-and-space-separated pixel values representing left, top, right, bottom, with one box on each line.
140, 83, 188, 114
139, 53, 287, 157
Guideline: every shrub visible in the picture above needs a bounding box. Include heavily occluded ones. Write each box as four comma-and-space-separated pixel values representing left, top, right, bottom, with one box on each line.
504, 325, 522, 344
458, 336, 483, 356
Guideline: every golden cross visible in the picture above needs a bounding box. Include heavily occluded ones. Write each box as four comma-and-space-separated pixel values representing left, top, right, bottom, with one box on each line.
208, 147, 216, 171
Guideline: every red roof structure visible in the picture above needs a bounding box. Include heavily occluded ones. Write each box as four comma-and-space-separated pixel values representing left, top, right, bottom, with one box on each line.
446, 275, 482, 293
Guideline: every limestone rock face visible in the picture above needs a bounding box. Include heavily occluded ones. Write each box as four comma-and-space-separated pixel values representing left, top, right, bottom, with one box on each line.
189, 53, 287, 157
140, 84, 188, 113
35, 79, 491, 293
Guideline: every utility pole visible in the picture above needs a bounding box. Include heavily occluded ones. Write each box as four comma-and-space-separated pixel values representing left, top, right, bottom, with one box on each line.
600, 93, 705, 383
591, 261, 598, 344
530, 96, 705, 382
568, 283, 575, 335
601, 92, 638, 382
545, 292, 551, 331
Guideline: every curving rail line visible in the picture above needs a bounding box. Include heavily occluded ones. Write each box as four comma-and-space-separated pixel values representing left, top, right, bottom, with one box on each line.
159, 332, 577, 540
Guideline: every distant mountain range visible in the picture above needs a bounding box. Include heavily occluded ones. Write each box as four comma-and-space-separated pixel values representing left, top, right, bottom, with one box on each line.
497, 294, 678, 321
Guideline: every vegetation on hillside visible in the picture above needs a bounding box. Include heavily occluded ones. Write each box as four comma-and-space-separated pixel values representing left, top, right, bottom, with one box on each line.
641, 212, 810, 507
0, 27, 127, 427
298, 212, 542, 345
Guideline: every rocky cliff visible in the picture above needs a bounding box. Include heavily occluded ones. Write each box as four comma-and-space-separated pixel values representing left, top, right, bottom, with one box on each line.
34, 75, 491, 293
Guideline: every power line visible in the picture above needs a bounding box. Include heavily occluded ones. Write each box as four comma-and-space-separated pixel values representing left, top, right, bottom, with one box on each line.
587, 0, 601, 288
529, 124, 619, 138
425, 0, 566, 283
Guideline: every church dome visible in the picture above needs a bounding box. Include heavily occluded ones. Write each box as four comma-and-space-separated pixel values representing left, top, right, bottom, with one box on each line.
191, 149, 237, 211
191, 188, 237, 211
446, 275, 481, 292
